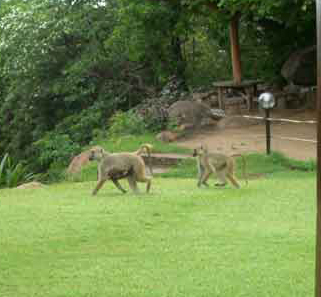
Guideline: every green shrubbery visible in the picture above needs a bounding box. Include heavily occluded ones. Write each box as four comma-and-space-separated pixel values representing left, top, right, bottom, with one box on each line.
108, 110, 148, 137
0, 0, 316, 181
0, 153, 38, 188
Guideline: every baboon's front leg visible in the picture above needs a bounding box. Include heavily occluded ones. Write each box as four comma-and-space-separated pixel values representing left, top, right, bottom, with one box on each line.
111, 179, 127, 193
197, 164, 209, 187
199, 169, 211, 188
92, 179, 106, 195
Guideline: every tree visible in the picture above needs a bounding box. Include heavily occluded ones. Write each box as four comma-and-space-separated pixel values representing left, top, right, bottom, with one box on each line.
146, 0, 316, 83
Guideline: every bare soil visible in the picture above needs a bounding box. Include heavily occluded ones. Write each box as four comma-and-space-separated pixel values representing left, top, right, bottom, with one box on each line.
177, 109, 317, 161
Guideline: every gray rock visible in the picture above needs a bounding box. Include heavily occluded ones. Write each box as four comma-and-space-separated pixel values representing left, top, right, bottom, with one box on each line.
168, 100, 224, 127
281, 46, 316, 86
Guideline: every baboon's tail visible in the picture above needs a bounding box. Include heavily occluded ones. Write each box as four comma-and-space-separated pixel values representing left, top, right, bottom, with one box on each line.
231, 154, 248, 185
136, 143, 153, 176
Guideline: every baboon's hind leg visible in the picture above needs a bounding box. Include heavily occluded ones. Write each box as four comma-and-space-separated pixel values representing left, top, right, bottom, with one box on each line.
215, 168, 228, 187
136, 175, 151, 193
145, 177, 151, 193
112, 179, 127, 193
227, 173, 240, 189
92, 179, 107, 195
127, 175, 140, 194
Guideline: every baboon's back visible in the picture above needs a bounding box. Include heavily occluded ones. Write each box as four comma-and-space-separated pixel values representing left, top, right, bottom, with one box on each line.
101, 153, 145, 177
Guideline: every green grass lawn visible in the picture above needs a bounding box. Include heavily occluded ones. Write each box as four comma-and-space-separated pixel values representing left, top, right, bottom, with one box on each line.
0, 169, 316, 297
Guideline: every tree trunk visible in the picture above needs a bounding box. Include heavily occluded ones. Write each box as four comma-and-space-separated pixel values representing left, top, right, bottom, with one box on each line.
230, 13, 242, 84
171, 36, 187, 89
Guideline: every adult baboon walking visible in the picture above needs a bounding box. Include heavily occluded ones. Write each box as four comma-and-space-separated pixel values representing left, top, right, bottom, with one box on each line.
88, 146, 151, 195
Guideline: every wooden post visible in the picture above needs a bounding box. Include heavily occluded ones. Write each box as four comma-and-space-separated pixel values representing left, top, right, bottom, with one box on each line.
230, 13, 242, 84
316, 1, 321, 296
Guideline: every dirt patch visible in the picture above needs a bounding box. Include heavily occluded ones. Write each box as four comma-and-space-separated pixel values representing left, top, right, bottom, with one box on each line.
177, 109, 317, 161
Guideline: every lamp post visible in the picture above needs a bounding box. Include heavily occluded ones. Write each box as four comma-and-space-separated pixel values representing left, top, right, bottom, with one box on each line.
258, 93, 275, 155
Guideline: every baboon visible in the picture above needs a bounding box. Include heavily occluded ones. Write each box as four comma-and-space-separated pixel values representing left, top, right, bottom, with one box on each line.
88, 146, 151, 195
93, 143, 153, 180
193, 145, 247, 189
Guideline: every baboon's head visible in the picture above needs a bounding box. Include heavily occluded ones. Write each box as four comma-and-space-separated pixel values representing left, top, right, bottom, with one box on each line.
192, 148, 198, 157
88, 146, 105, 161
193, 145, 208, 157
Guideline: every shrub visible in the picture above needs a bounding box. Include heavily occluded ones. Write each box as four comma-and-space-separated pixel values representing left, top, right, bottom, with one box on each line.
0, 153, 38, 188
33, 133, 81, 171
108, 110, 147, 137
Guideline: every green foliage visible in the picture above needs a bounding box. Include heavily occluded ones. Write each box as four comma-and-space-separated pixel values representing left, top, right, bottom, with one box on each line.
0, 0, 317, 179
91, 133, 190, 154
183, 0, 316, 83
0, 0, 150, 172
108, 110, 147, 137
0, 153, 9, 186
268, 151, 316, 172
0, 153, 38, 188
33, 133, 81, 170
140, 110, 168, 133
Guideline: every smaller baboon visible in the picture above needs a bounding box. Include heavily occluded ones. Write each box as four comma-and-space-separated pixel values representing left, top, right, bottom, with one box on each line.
193, 145, 247, 189
88, 146, 151, 195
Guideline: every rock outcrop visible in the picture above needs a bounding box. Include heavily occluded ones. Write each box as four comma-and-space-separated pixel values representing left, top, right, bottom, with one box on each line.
281, 46, 316, 86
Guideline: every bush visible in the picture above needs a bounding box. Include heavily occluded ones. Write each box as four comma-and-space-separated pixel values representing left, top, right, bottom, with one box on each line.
0, 153, 38, 188
33, 133, 81, 171
108, 110, 147, 137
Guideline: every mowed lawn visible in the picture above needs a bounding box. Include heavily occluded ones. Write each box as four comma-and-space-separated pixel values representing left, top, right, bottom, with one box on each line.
0, 172, 316, 297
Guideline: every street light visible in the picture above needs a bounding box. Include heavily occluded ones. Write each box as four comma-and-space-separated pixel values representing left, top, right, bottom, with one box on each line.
258, 92, 275, 155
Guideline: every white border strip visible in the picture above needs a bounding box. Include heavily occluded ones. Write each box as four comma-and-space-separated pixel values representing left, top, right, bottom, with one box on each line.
255, 134, 317, 144
240, 115, 317, 124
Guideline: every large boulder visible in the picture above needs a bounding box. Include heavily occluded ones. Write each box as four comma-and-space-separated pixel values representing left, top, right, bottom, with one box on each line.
168, 100, 224, 127
281, 46, 316, 86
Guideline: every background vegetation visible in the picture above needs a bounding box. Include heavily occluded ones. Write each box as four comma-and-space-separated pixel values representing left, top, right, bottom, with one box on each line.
0, 0, 316, 179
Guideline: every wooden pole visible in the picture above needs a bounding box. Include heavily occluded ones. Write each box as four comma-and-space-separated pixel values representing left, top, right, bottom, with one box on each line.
230, 13, 242, 84
316, 1, 321, 296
